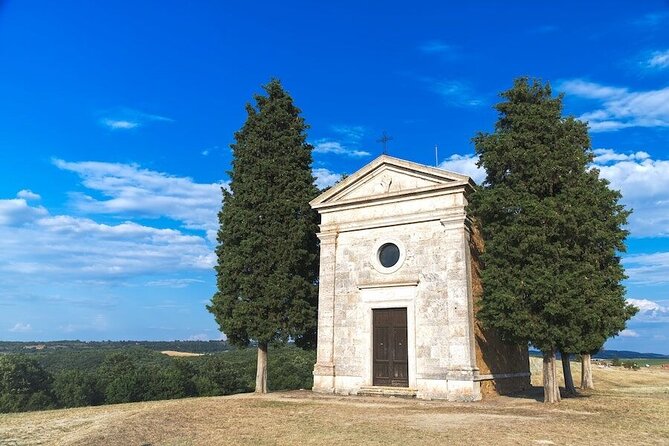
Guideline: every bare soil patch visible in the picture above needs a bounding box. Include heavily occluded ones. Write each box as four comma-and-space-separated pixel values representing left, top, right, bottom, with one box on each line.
1, 358, 667, 445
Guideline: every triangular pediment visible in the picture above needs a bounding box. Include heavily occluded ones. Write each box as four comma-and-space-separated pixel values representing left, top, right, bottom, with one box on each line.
311, 155, 473, 209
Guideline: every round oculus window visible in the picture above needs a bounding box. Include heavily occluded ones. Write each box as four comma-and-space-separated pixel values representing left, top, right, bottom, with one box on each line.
378, 243, 400, 268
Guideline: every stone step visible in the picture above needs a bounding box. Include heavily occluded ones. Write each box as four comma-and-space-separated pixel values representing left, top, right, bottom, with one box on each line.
357, 386, 417, 398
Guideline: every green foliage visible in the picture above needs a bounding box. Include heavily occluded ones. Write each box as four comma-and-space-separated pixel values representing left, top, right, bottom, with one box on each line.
0, 355, 55, 412
98, 353, 145, 404
208, 79, 320, 348
612, 357, 622, 367
192, 355, 254, 396
0, 345, 315, 413
53, 369, 103, 408
471, 77, 635, 356
268, 346, 316, 390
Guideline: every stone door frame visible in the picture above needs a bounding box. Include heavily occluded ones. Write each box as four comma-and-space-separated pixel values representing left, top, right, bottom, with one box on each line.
359, 283, 417, 388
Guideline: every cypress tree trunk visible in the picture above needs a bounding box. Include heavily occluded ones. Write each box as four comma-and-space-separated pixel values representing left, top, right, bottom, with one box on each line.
560, 351, 576, 395
255, 342, 268, 394
581, 353, 594, 390
543, 350, 561, 403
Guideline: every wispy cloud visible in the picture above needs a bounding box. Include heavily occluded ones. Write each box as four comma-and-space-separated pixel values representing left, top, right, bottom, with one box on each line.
624, 252, 669, 285
53, 159, 227, 243
146, 278, 205, 288
423, 78, 483, 107
419, 40, 455, 54
634, 11, 669, 27
646, 49, 669, 70
8, 322, 32, 333
330, 125, 365, 143
59, 315, 108, 333
101, 119, 140, 130
560, 79, 669, 131
1, 160, 224, 283
201, 145, 220, 157
98, 108, 173, 131
313, 140, 370, 158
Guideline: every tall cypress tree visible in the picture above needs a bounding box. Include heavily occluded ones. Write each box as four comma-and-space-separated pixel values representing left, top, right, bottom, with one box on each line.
558, 170, 637, 390
553, 169, 636, 393
471, 78, 633, 403
208, 79, 319, 393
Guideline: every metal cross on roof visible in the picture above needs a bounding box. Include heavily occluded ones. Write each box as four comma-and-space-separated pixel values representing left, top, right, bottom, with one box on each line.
377, 131, 393, 154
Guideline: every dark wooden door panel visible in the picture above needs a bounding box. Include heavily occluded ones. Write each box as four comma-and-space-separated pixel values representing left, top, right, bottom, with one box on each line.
373, 308, 408, 387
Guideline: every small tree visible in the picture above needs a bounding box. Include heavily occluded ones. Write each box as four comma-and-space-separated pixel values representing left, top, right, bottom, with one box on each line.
472, 78, 610, 403
208, 79, 319, 393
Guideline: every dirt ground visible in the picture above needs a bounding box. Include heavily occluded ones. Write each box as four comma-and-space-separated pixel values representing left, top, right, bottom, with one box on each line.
1, 358, 668, 446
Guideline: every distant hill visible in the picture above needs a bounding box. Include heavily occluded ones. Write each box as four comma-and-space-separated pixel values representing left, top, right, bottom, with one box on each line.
0, 340, 230, 355
529, 349, 669, 360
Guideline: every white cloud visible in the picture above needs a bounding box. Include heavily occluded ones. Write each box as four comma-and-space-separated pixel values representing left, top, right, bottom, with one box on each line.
313, 168, 342, 190
438, 153, 484, 184
53, 159, 227, 243
560, 79, 669, 132
593, 148, 650, 164
101, 119, 139, 130
2, 166, 219, 284
593, 150, 669, 237
8, 322, 31, 333
646, 50, 669, 69
627, 298, 668, 314
0, 195, 47, 226
0, 212, 215, 281
17, 190, 41, 200
426, 79, 482, 107
313, 140, 370, 158
99, 108, 173, 131
619, 329, 639, 337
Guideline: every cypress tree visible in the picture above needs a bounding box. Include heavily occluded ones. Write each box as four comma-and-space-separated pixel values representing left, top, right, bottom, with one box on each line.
471, 77, 634, 403
559, 170, 637, 390
208, 79, 319, 393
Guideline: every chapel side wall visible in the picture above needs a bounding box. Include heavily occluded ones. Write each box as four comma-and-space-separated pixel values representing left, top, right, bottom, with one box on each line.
469, 220, 531, 395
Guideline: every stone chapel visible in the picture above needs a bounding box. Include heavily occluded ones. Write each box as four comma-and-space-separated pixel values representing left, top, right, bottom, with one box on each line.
310, 155, 530, 401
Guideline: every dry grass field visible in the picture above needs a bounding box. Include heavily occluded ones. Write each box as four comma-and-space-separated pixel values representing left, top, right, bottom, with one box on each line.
160, 351, 204, 357
1, 358, 667, 446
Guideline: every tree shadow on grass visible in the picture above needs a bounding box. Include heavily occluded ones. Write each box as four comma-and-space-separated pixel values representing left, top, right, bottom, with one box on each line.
503, 385, 593, 402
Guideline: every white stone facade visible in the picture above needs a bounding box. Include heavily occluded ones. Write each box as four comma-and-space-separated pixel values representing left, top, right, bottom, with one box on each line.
311, 155, 483, 401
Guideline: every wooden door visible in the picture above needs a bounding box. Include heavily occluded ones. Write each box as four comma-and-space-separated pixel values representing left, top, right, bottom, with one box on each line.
373, 308, 408, 387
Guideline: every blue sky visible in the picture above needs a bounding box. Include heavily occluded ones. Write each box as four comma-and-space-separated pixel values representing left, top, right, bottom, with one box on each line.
1, 1, 668, 353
